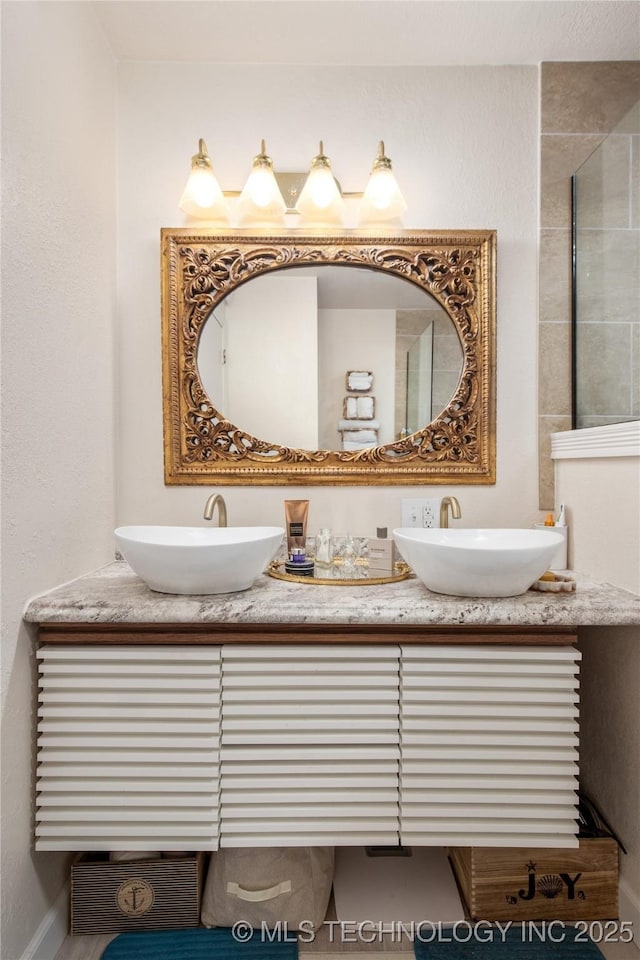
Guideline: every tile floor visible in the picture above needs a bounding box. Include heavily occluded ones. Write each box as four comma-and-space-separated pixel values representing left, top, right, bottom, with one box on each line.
53, 925, 640, 960
52, 854, 639, 960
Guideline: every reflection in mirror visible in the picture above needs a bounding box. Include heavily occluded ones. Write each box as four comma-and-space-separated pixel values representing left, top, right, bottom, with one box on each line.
161, 231, 496, 485
197, 266, 462, 451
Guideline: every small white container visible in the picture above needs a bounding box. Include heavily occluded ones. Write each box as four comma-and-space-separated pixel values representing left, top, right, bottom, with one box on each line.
533, 523, 568, 570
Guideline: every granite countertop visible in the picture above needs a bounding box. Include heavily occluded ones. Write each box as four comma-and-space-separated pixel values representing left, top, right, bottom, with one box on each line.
23, 560, 640, 627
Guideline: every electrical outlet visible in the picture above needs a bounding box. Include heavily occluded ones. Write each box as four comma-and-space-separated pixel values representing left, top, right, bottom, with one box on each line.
422, 500, 438, 528
401, 498, 441, 528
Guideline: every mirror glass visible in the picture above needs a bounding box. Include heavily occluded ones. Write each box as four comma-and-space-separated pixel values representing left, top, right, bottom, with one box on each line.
197, 265, 463, 451
573, 98, 640, 429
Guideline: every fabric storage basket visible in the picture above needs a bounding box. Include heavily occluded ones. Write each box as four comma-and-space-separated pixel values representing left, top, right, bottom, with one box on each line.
201, 847, 334, 930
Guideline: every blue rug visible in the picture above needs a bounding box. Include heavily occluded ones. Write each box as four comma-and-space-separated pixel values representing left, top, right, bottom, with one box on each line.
413, 924, 603, 958
101, 926, 299, 960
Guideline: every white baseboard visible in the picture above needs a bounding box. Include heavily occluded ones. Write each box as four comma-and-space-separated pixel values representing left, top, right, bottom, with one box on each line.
21, 882, 69, 960
619, 875, 640, 948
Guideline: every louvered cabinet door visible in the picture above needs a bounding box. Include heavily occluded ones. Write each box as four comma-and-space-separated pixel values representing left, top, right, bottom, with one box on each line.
220, 645, 400, 846
36, 646, 221, 851
400, 645, 580, 847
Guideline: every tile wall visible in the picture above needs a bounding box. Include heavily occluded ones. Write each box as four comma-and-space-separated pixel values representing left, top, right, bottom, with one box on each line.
394, 307, 463, 437
538, 61, 640, 508
574, 100, 639, 427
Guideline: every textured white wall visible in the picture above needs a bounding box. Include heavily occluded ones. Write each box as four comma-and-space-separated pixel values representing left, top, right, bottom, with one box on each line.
224, 275, 319, 449
116, 63, 539, 535
317, 309, 395, 449
579, 625, 640, 940
556, 457, 640, 596
556, 455, 640, 934
0, 4, 116, 958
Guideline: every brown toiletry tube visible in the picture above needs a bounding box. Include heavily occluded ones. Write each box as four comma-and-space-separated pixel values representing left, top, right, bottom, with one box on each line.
284, 500, 309, 556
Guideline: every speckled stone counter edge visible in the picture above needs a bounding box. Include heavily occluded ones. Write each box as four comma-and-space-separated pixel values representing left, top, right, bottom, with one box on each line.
23, 560, 640, 627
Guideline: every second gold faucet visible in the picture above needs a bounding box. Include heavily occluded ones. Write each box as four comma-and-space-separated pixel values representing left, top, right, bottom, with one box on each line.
440, 496, 462, 528
203, 493, 227, 526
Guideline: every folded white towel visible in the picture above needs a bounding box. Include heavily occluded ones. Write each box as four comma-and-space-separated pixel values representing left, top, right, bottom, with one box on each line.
346, 371, 373, 391
357, 396, 375, 418
342, 429, 378, 444
343, 439, 378, 450
345, 397, 358, 418
338, 419, 381, 431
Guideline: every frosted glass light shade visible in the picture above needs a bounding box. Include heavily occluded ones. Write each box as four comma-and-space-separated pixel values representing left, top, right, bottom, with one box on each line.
295, 142, 344, 225
359, 141, 407, 224
237, 140, 286, 225
179, 140, 228, 221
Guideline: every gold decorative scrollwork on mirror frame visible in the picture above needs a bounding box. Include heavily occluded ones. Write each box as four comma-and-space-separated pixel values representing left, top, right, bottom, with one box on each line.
161, 229, 496, 485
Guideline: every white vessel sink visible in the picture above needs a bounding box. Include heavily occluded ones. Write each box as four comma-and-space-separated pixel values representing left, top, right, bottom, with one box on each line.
392, 527, 565, 598
115, 525, 284, 595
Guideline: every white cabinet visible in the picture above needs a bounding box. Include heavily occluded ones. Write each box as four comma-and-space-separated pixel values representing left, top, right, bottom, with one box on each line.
399, 645, 580, 847
35, 640, 580, 851
220, 645, 400, 846
36, 646, 221, 851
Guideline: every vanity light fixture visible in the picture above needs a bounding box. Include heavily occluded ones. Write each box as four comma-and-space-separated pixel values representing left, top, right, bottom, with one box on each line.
179, 139, 228, 221
178, 139, 407, 226
294, 141, 346, 225
237, 140, 287, 226
359, 141, 408, 224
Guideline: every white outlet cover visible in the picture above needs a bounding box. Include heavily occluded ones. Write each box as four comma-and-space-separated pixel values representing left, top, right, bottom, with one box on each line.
401, 498, 441, 528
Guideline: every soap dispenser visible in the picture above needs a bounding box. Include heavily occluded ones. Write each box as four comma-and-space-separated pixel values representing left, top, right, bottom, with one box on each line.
368, 527, 394, 576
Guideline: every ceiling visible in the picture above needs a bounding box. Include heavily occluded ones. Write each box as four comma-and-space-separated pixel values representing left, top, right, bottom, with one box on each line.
92, 0, 639, 65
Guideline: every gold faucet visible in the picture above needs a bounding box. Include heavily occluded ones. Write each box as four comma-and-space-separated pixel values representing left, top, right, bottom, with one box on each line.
440, 496, 462, 528
203, 493, 228, 526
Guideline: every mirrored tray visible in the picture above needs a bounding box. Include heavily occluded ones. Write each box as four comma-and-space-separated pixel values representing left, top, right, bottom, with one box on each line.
267, 559, 412, 586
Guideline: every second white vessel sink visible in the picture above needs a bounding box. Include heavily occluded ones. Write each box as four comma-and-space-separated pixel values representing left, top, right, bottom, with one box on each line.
392, 527, 565, 598
115, 525, 284, 595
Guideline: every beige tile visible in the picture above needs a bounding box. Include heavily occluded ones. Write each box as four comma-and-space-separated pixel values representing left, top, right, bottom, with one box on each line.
632, 136, 640, 229
433, 313, 458, 337
433, 334, 463, 373
395, 310, 432, 337
55, 933, 116, 960
541, 134, 604, 228
432, 370, 462, 416
575, 229, 640, 323
538, 415, 572, 510
632, 323, 639, 419
539, 322, 572, 416
541, 61, 640, 134
598, 937, 640, 960
575, 133, 632, 229
577, 414, 636, 428
575, 322, 633, 418
614, 97, 640, 135
539, 229, 572, 323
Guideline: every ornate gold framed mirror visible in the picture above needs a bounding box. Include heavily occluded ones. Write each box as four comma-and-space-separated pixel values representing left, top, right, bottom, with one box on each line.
161, 229, 496, 485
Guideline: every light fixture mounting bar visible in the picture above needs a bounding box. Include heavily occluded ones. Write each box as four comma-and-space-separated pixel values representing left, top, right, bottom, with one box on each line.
217, 174, 358, 212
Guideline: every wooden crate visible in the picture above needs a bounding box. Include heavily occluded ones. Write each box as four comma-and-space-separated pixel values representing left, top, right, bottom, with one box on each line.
449, 839, 618, 922
71, 854, 205, 936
